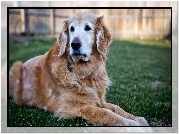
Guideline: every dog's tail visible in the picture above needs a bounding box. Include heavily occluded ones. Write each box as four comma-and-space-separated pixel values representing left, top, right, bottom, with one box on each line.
9, 61, 23, 105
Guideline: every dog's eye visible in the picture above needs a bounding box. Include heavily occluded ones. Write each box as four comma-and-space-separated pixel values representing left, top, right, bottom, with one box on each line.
84, 25, 91, 31
70, 26, 74, 32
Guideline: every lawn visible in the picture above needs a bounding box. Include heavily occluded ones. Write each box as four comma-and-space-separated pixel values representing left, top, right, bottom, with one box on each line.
8, 37, 171, 126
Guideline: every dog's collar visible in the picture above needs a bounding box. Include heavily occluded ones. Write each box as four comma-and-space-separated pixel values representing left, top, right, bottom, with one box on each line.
67, 61, 73, 72
64, 49, 73, 72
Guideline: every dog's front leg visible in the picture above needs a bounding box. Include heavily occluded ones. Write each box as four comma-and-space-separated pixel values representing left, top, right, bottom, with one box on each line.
79, 105, 140, 126
101, 102, 149, 126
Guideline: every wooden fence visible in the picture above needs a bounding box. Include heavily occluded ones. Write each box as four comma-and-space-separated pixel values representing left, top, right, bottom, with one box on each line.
9, 9, 171, 39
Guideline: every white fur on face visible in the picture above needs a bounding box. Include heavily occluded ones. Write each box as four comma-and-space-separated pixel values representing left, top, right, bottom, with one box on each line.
69, 21, 95, 62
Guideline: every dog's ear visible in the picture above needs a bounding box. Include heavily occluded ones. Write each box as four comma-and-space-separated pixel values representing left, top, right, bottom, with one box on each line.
96, 16, 112, 57
57, 20, 69, 56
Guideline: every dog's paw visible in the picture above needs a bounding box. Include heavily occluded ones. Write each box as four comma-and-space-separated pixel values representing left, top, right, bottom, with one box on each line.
135, 117, 149, 126
123, 119, 141, 126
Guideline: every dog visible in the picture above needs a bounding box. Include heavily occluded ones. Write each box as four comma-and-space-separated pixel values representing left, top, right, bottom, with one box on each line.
9, 12, 149, 126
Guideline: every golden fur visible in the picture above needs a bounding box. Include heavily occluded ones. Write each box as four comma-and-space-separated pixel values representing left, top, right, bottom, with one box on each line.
9, 12, 149, 126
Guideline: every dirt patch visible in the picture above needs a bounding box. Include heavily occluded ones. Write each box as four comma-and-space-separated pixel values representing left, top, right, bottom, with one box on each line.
151, 80, 163, 88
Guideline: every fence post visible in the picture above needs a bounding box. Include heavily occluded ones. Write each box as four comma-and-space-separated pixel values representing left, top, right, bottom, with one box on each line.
142, 9, 146, 38
50, 9, 55, 34
20, 9, 28, 34
123, 9, 127, 38
134, 9, 139, 37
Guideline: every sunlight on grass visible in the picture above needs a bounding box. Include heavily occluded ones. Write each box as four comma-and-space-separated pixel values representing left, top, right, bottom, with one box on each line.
126, 38, 171, 48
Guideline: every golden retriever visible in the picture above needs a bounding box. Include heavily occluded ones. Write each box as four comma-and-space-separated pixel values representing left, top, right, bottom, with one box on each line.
9, 12, 149, 126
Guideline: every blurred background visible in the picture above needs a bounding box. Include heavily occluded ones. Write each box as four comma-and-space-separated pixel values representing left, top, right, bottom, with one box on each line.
2, 1, 176, 71
8, 8, 171, 39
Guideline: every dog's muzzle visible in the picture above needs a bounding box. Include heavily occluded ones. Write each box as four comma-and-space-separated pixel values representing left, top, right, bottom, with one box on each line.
71, 38, 86, 57
71, 37, 82, 56
70, 37, 89, 62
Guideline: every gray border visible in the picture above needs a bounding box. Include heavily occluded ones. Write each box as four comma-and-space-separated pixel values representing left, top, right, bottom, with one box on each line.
1, 1, 178, 133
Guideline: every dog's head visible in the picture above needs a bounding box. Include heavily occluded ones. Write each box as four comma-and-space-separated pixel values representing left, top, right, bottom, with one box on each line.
57, 12, 112, 62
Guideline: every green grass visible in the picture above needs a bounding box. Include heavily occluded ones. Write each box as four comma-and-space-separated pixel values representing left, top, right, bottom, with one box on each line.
9, 37, 171, 126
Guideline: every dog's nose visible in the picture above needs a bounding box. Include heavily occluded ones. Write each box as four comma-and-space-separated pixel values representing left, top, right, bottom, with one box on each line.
71, 42, 81, 50
71, 38, 81, 50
